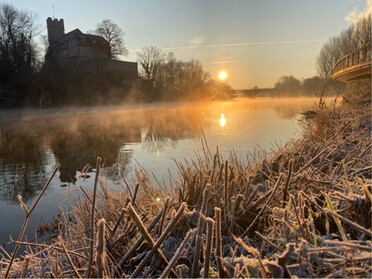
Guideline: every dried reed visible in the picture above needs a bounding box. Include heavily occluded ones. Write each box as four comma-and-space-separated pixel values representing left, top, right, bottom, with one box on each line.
96, 219, 106, 278
86, 157, 102, 277
203, 217, 214, 278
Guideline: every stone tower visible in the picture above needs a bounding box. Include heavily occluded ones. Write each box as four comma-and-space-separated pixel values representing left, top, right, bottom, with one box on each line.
46, 17, 65, 45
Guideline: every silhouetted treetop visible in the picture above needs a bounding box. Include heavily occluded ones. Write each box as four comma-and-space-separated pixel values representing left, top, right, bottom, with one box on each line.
274, 75, 301, 95
93, 19, 128, 59
0, 3, 38, 82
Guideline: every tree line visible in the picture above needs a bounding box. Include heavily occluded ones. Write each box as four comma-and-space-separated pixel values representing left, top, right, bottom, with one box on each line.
316, 14, 371, 79
137, 47, 232, 101
0, 3, 39, 105
249, 75, 343, 97
274, 75, 343, 96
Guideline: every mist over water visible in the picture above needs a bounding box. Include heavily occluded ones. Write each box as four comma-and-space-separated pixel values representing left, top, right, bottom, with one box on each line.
0, 97, 321, 250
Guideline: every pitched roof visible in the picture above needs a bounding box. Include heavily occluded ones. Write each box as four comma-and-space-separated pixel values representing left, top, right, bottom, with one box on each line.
84, 34, 109, 46
52, 29, 109, 47
54, 28, 83, 45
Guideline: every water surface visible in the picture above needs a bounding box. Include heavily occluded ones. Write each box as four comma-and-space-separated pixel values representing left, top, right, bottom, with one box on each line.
0, 97, 319, 250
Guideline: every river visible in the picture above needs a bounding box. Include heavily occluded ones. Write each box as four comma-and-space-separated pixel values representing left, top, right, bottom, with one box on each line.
0, 97, 321, 250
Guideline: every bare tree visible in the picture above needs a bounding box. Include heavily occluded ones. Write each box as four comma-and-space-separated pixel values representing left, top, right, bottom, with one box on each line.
353, 14, 372, 47
137, 46, 165, 81
316, 36, 343, 79
0, 3, 38, 80
93, 19, 128, 59
339, 27, 358, 54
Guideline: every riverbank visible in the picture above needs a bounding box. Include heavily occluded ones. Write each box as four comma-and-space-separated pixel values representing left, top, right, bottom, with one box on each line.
2, 102, 371, 278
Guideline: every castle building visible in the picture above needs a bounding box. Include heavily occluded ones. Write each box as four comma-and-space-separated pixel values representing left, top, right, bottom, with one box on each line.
46, 17, 138, 81
47, 17, 111, 63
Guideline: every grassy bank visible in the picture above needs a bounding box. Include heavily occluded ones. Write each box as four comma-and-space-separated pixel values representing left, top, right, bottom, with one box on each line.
1, 102, 371, 278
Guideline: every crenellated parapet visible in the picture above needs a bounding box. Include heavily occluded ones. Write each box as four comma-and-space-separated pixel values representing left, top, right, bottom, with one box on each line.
46, 17, 65, 45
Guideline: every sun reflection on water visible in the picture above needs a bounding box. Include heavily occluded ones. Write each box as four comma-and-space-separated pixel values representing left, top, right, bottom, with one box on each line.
219, 113, 226, 127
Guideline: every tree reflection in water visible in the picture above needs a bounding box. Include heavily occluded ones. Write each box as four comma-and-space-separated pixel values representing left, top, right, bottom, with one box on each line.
0, 105, 205, 202
142, 107, 204, 151
0, 125, 50, 201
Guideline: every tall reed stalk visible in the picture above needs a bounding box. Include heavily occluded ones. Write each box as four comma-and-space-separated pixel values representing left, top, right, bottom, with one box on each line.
5, 164, 60, 278
191, 184, 211, 278
86, 157, 102, 277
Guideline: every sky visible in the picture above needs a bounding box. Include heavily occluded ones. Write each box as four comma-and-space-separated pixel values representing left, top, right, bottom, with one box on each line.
7, 0, 370, 89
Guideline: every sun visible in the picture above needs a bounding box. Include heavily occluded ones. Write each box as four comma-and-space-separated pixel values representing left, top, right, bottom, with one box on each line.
218, 70, 227, 80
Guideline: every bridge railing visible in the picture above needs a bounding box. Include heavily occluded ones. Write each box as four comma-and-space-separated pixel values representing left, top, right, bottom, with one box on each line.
333, 44, 372, 74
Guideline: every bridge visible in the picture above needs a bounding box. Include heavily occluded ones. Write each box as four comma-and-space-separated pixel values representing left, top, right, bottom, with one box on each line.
332, 44, 371, 82
233, 88, 277, 98
332, 44, 371, 104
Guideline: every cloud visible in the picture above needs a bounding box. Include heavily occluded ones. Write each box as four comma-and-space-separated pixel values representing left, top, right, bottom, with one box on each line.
128, 39, 325, 53
190, 39, 325, 49
188, 37, 205, 45
345, 0, 372, 24
211, 60, 238, 64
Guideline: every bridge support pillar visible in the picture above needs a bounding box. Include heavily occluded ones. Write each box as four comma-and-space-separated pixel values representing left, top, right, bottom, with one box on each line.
343, 75, 371, 105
